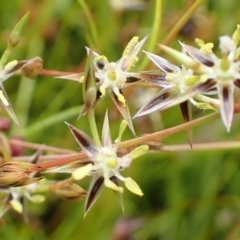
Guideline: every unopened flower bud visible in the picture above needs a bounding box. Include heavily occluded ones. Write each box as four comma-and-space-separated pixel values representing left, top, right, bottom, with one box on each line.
0, 117, 11, 131
0, 161, 41, 187
10, 136, 24, 157
21, 57, 43, 78
9, 12, 29, 47
49, 182, 87, 201
85, 87, 97, 109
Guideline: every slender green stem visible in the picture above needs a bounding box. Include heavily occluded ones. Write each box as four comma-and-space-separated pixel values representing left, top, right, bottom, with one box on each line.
139, 0, 162, 70
87, 109, 101, 147
0, 46, 12, 67
78, 0, 98, 48
157, 0, 203, 55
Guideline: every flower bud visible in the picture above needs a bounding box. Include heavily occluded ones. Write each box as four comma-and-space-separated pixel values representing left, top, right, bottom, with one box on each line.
10, 136, 24, 157
0, 161, 41, 187
21, 57, 43, 78
49, 182, 87, 201
0, 117, 10, 131
9, 12, 29, 47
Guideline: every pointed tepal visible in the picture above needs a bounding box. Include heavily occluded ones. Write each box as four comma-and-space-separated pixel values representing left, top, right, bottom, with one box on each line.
0, 82, 19, 125
65, 122, 98, 156
84, 176, 104, 217
217, 83, 234, 132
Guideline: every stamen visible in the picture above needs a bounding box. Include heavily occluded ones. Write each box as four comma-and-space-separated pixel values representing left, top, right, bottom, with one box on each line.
117, 93, 126, 106
123, 36, 139, 57
104, 178, 124, 192
99, 86, 106, 97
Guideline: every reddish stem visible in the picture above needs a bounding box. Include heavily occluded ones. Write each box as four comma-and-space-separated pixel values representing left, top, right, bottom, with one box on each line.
31, 153, 86, 172
40, 68, 77, 77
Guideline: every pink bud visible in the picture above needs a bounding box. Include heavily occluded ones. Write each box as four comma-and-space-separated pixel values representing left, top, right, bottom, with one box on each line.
0, 118, 11, 131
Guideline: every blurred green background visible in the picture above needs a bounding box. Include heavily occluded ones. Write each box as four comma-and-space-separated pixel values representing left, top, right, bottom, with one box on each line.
1, 0, 240, 239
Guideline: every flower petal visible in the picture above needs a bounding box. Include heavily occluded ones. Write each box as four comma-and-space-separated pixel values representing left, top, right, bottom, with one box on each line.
114, 119, 127, 146
134, 70, 171, 87
66, 122, 98, 156
158, 79, 216, 111
0, 196, 11, 218
121, 36, 148, 71
101, 110, 112, 146
180, 101, 193, 148
110, 176, 124, 213
217, 83, 234, 132
2, 60, 28, 82
0, 82, 19, 125
85, 47, 100, 58
180, 42, 215, 67
30, 148, 43, 164
125, 75, 142, 84
84, 176, 104, 217
143, 51, 179, 72
234, 80, 240, 89
133, 88, 177, 118
110, 90, 135, 135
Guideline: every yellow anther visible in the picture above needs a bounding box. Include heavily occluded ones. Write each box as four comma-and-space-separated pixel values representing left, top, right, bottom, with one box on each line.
127, 56, 138, 71
123, 36, 139, 57
99, 86, 106, 97
124, 177, 143, 196
10, 199, 23, 213
117, 93, 126, 106
195, 38, 213, 53
104, 178, 124, 193
94, 55, 107, 70
94, 55, 107, 62
72, 164, 93, 180
79, 75, 84, 83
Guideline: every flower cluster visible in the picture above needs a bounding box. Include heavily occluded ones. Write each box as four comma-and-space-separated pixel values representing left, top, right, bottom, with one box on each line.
134, 25, 240, 132
66, 113, 148, 216
1, 12, 240, 222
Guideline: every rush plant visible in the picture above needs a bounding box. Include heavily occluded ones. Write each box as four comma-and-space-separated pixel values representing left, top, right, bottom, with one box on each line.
1, 1, 240, 239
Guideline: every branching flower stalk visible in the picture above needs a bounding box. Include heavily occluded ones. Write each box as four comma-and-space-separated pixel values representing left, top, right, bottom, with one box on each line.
2, 9, 240, 221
